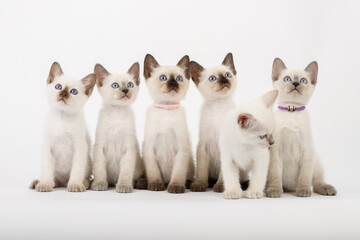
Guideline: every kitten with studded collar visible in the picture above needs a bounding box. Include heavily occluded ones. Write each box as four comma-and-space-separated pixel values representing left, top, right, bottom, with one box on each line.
30, 62, 95, 192
265, 58, 337, 197
143, 54, 194, 194
90, 63, 145, 193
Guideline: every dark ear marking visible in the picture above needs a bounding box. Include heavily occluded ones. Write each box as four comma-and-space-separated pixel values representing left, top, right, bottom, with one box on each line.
128, 62, 140, 85
177, 55, 190, 79
94, 64, 109, 87
82, 73, 96, 96
189, 61, 204, 85
304, 61, 318, 85
272, 58, 287, 81
222, 53, 237, 75
144, 54, 159, 79
47, 62, 63, 84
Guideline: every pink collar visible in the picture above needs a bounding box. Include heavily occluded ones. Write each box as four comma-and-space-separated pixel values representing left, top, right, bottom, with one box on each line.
153, 102, 180, 110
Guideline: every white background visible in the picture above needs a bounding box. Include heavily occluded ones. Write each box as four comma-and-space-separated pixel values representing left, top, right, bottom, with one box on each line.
1, 0, 360, 239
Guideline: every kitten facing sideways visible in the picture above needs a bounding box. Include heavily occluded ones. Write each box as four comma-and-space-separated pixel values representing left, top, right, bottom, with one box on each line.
220, 90, 278, 199
30, 62, 96, 192
265, 58, 336, 197
143, 54, 194, 193
90, 63, 145, 193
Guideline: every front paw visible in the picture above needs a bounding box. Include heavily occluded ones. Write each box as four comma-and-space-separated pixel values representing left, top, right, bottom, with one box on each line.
314, 184, 337, 196
190, 182, 208, 192
168, 184, 185, 194
68, 183, 86, 192
223, 189, 242, 199
245, 189, 263, 199
91, 180, 108, 191
116, 184, 133, 193
35, 182, 53, 192
148, 180, 165, 191
296, 187, 312, 197
265, 186, 283, 198
213, 183, 224, 193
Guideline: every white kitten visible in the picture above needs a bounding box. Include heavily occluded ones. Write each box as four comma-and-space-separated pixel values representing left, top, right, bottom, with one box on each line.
220, 90, 278, 199
265, 58, 336, 197
189, 53, 248, 192
90, 63, 145, 193
30, 62, 95, 192
143, 54, 194, 194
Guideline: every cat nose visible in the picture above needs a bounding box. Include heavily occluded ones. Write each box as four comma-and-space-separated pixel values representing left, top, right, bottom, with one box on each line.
168, 79, 178, 87
60, 91, 68, 98
122, 89, 129, 94
292, 82, 299, 87
220, 77, 228, 84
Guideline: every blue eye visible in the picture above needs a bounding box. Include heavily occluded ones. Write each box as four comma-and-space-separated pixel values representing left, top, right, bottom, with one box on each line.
176, 76, 183, 82
159, 75, 167, 81
70, 89, 78, 95
283, 76, 291, 82
55, 84, 62, 90
112, 83, 119, 89
260, 134, 267, 139
127, 82, 134, 88
225, 72, 231, 78
209, 76, 217, 82
300, 78, 308, 84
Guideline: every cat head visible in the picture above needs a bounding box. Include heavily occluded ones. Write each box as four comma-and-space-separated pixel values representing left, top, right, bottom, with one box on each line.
272, 58, 318, 106
144, 54, 190, 103
189, 53, 237, 100
46, 62, 96, 111
94, 62, 140, 106
236, 90, 278, 147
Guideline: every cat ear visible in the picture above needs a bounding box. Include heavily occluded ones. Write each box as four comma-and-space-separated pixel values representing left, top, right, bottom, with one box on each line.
305, 61, 318, 84
177, 55, 190, 79
272, 58, 287, 81
189, 61, 204, 85
82, 74, 96, 96
237, 114, 255, 129
128, 62, 140, 86
144, 54, 159, 79
222, 53, 237, 75
47, 62, 63, 84
94, 64, 109, 87
261, 90, 279, 108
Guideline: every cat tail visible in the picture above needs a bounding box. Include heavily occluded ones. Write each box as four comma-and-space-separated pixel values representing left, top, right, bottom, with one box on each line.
312, 156, 337, 196
135, 176, 148, 189
29, 179, 39, 189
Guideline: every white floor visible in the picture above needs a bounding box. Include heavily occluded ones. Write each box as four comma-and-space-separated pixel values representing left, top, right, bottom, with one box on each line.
1, 185, 359, 240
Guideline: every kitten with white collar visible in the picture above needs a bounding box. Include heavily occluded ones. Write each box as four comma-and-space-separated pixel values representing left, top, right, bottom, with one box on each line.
30, 62, 95, 192
220, 90, 278, 199
143, 54, 194, 193
90, 63, 145, 193
189, 53, 248, 192
265, 58, 337, 197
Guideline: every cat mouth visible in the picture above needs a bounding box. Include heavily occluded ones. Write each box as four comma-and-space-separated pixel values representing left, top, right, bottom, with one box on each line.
167, 88, 178, 93
218, 85, 230, 91
289, 88, 301, 94
120, 95, 130, 100
58, 98, 67, 104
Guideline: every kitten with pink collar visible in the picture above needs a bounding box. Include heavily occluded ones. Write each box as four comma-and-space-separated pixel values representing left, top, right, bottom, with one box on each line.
142, 54, 194, 193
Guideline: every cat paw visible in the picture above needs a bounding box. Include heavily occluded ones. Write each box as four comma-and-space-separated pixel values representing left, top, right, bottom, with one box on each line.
29, 179, 39, 189
68, 183, 86, 192
314, 184, 337, 196
213, 183, 224, 193
116, 184, 133, 193
223, 189, 242, 199
245, 190, 263, 199
135, 178, 148, 189
35, 182, 53, 192
190, 182, 208, 192
296, 187, 312, 197
265, 187, 283, 198
91, 180, 108, 191
148, 180, 165, 191
84, 179, 91, 190
168, 184, 185, 194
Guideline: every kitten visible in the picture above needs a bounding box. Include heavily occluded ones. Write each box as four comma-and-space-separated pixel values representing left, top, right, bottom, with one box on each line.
29, 62, 95, 192
90, 63, 145, 193
143, 54, 194, 194
265, 58, 337, 197
220, 90, 278, 199
189, 53, 248, 192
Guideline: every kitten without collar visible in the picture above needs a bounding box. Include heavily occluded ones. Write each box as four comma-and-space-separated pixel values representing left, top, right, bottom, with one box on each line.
220, 90, 278, 199
90, 63, 145, 193
29, 62, 95, 192
189, 53, 248, 192
143, 54, 194, 193
265, 58, 337, 197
